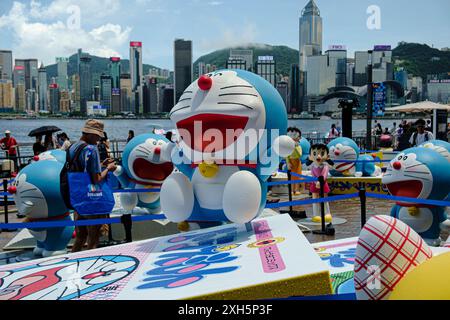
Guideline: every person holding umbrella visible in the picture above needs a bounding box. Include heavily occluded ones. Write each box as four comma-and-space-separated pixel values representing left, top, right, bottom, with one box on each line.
0, 130, 18, 172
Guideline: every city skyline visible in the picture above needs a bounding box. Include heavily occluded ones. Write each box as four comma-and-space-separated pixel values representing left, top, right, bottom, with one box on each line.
1, 0, 449, 70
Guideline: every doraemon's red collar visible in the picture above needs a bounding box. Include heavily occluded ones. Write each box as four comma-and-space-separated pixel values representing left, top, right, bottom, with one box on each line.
26, 212, 71, 222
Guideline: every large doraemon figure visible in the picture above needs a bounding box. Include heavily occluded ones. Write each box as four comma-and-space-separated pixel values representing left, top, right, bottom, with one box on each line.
160, 70, 294, 224
419, 140, 450, 163
382, 147, 450, 246
114, 133, 174, 214
8, 160, 74, 257
328, 137, 380, 177
34, 149, 67, 163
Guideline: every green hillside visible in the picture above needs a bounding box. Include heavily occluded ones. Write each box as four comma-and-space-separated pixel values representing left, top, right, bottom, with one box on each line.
392, 42, 450, 79
194, 44, 299, 76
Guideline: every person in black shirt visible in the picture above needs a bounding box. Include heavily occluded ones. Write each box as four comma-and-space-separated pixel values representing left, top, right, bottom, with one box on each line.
33, 135, 46, 155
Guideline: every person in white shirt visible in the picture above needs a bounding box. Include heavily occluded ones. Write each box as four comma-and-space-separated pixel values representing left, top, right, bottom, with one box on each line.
409, 119, 434, 147
58, 132, 71, 151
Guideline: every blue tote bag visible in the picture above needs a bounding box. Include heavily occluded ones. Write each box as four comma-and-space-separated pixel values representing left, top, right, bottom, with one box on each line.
67, 145, 115, 215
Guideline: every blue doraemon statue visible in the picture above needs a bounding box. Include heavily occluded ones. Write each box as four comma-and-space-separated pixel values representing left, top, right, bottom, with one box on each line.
9, 160, 74, 257
114, 133, 174, 214
35, 149, 67, 163
160, 70, 294, 224
328, 137, 380, 177
382, 147, 450, 246
419, 140, 450, 163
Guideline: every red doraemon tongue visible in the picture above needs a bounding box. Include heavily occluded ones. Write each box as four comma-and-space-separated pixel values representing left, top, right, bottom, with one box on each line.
132, 159, 173, 183
386, 180, 423, 198
176, 113, 249, 152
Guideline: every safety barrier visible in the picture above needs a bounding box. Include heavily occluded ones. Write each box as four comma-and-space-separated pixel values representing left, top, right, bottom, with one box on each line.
1, 172, 449, 243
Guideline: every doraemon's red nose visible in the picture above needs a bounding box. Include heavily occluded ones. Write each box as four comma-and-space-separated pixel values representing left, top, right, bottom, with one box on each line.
7, 186, 17, 194
33, 155, 40, 161
334, 150, 341, 156
154, 147, 161, 155
393, 161, 402, 170
198, 75, 212, 91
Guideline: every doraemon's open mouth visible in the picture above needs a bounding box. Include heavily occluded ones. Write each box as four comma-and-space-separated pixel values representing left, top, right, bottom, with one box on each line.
386, 180, 423, 198
132, 159, 173, 184
176, 113, 249, 152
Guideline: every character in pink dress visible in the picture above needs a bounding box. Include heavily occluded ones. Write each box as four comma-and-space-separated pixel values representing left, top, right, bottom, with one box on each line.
306, 144, 334, 223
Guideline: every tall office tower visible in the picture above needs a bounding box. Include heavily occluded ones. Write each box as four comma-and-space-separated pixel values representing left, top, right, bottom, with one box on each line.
15, 83, 26, 112
346, 62, 355, 86
326, 46, 347, 86
38, 63, 48, 111
277, 81, 289, 111
289, 64, 301, 113
255, 56, 277, 87
0, 50, 13, 80
226, 58, 247, 70
100, 74, 112, 111
14, 59, 38, 91
299, 0, 322, 72
197, 61, 206, 78
120, 73, 132, 113
71, 74, 81, 112
56, 57, 69, 90
174, 39, 193, 103
354, 51, 370, 86
0, 80, 14, 111
59, 90, 70, 113
130, 41, 143, 114
306, 54, 338, 96
49, 83, 60, 113
229, 49, 253, 72
159, 85, 175, 113
109, 57, 121, 90
79, 53, 92, 114
13, 63, 25, 88
147, 77, 158, 113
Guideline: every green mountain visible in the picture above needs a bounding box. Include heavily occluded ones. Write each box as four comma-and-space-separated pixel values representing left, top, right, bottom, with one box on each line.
392, 42, 450, 79
45, 53, 163, 83
194, 44, 299, 76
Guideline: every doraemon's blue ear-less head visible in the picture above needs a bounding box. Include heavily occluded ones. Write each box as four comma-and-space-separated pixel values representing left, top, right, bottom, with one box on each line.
419, 140, 450, 163
169, 70, 287, 163
34, 150, 66, 163
327, 138, 359, 173
11, 161, 67, 219
122, 133, 173, 185
382, 147, 450, 201
299, 137, 311, 163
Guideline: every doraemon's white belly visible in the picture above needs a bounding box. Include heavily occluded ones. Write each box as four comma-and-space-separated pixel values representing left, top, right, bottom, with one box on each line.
398, 207, 434, 233
191, 166, 239, 210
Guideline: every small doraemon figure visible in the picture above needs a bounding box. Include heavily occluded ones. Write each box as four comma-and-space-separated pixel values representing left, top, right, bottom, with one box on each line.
328, 137, 380, 177
114, 133, 174, 214
382, 147, 450, 246
9, 160, 74, 257
160, 70, 294, 224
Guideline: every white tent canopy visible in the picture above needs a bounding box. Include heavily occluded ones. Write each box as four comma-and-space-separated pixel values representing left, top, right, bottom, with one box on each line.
386, 101, 450, 113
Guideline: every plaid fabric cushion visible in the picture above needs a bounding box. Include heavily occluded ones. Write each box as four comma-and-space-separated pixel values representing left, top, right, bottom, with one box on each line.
354, 215, 433, 300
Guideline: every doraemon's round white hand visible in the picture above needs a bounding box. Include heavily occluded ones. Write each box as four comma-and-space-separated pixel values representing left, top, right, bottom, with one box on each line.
273, 135, 295, 158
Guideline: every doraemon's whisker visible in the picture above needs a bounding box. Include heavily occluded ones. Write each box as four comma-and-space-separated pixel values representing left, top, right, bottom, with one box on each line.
403, 174, 432, 181
21, 196, 43, 200
218, 93, 258, 97
341, 150, 354, 156
169, 105, 191, 117
405, 163, 426, 169
19, 188, 38, 194
383, 174, 392, 177
183, 91, 193, 94
220, 85, 253, 90
217, 102, 253, 110
404, 170, 431, 175
178, 98, 191, 103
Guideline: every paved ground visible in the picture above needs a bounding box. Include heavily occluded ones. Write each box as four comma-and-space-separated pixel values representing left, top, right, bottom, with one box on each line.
1, 197, 448, 253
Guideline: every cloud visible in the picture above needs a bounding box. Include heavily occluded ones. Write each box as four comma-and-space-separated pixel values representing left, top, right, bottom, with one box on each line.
208, 1, 223, 6
30, 0, 121, 19
0, 1, 131, 65
198, 23, 259, 53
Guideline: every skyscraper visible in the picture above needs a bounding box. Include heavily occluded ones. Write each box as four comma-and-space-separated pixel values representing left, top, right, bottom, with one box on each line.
299, 0, 322, 71
0, 80, 14, 111
38, 63, 48, 111
120, 73, 132, 113
226, 58, 247, 70
130, 41, 143, 114
100, 74, 112, 111
15, 83, 25, 112
79, 53, 92, 114
13, 64, 25, 88
0, 50, 13, 80
289, 64, 301, 113
109, 57, 121, 91
49, 83, 60, 113
255, 56, 277, 86
174, 39, 193, 103
71, 74, 81, 112
277, 81, 289, 112
229, 49, 253, 72
56, 57, 69, 91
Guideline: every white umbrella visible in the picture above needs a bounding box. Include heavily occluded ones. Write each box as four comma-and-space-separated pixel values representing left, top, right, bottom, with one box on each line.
386, 101, 450, 113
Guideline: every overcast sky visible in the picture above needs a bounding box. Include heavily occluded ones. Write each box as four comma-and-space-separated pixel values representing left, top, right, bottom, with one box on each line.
1, 0, 449, 69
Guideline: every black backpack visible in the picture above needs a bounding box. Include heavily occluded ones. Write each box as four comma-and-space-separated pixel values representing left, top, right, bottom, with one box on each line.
60, 142, 88, 209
